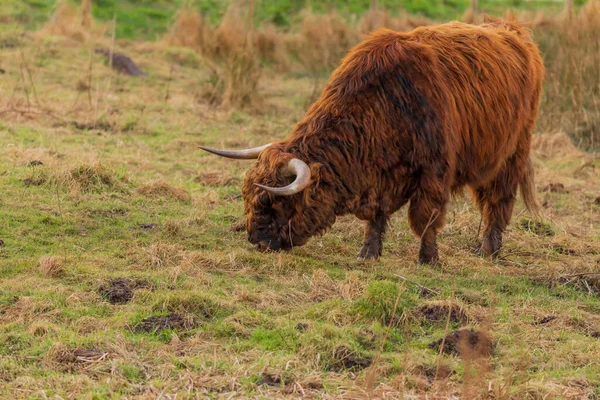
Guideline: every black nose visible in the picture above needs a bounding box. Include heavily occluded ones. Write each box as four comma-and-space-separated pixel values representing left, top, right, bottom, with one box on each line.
256, 240, 271, 252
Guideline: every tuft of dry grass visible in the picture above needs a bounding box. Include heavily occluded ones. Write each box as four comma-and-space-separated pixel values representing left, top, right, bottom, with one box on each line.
287, 10, 358, 74
138, 179, 190, 202
309, 269, 364, 301
255, 23, 290, 72
165, 2, 262, 110
45, 343, 108, 370
39, 0, 105, 43
533, 3, 600, 149
140, 242, 184, 270
39, 255, 65, 277
532, 132, 584, 160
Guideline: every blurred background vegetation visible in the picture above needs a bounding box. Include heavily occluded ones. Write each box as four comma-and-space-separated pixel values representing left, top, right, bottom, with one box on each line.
2, 0, 599, 148
1, 0, 586, 39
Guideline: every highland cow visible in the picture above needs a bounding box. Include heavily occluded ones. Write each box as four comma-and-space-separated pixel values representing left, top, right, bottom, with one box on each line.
201, 19, 544, 264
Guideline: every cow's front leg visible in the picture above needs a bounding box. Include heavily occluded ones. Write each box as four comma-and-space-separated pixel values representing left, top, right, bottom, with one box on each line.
357, 213, 388, 260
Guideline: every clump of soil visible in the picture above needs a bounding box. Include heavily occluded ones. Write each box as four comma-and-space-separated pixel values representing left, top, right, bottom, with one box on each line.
413, 364, 452, 382
95, 48, 146, 76
553, 245, 576, 256
594, 196, 600, 205
541, 183, 569, 193
72, 120, 115, 132
139, 223, 158, 230
25, 160, 44, 167
229, 222, 246, 232
418, 303, 468, 324
418, 287, 439, 299
98, 278, 151, 304
429, 329, 493, 359
534, 315, 557, 325
258, 372, 282, 387
134, 313, 192, 333
24, 176, 47, 186
294, 322, 309, 332
329, 345, 372, 372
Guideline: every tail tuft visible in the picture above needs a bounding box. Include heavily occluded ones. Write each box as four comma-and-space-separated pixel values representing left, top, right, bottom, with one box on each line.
520, 158, 541, 218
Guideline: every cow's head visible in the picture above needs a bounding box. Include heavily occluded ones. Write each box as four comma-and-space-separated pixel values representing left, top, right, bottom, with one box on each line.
200, 143, 337, 252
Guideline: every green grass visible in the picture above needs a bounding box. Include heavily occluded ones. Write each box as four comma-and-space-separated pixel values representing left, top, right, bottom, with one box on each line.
0, 15, 599, 399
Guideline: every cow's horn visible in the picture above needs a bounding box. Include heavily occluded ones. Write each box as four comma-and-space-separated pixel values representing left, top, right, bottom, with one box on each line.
199, 143, 272, 159
255, 158, 311, 196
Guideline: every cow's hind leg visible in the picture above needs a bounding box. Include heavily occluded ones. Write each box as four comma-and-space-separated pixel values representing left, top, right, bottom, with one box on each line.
408, 179, 449, 265
471, 156, 521, 258
357, 213, 388, 260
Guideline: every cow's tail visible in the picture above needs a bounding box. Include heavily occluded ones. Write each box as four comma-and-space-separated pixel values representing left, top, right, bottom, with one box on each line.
519, 158, 541, 218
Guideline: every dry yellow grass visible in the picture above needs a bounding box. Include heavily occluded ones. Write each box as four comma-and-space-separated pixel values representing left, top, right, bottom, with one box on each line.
39, 0, 106, 43
38, 255, 65, 277
138, 179, 190, 202
165, 2, 262, 109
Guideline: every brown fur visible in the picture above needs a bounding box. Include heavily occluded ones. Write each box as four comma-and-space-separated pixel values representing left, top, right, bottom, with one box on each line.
240, 19, 544, 263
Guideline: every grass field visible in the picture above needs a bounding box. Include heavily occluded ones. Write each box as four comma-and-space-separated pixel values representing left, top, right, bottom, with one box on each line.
1, 2, 600, 399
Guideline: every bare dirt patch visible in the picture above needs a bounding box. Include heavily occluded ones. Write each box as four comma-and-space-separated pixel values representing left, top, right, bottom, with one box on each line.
534, 315, 557, 325
429, 329, 493, 359
294, 322, 309, 332
134, 314, 193, 333
23, 175, 47, 187
413, 364, 453, 383
418, 303, 468, 324
98, 278, 152, 304
258, 372, 282, 387
329, 345, 372, 372
139, 223, 158, 230
72, 120, 115, 132
229, 222, 246, 232
418, 286, 439, 299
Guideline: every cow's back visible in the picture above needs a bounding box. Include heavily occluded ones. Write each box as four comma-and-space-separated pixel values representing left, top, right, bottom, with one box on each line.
411, 21, 544, 186
289, 20, 543, 203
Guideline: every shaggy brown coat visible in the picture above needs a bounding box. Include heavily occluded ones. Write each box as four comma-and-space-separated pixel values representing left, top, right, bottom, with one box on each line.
240, 18, 544, 263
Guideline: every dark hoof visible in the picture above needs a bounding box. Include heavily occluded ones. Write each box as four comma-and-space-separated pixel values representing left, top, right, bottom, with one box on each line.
478, 234, 501, 259
357, 244, 381, 260
419, 242, 439, 266
477, 239, 500, 259
418, 255, 440, 266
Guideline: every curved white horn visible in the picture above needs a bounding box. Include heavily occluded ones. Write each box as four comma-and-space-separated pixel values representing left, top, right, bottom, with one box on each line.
199, 143, 272, 160
255, 158, 311, 196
